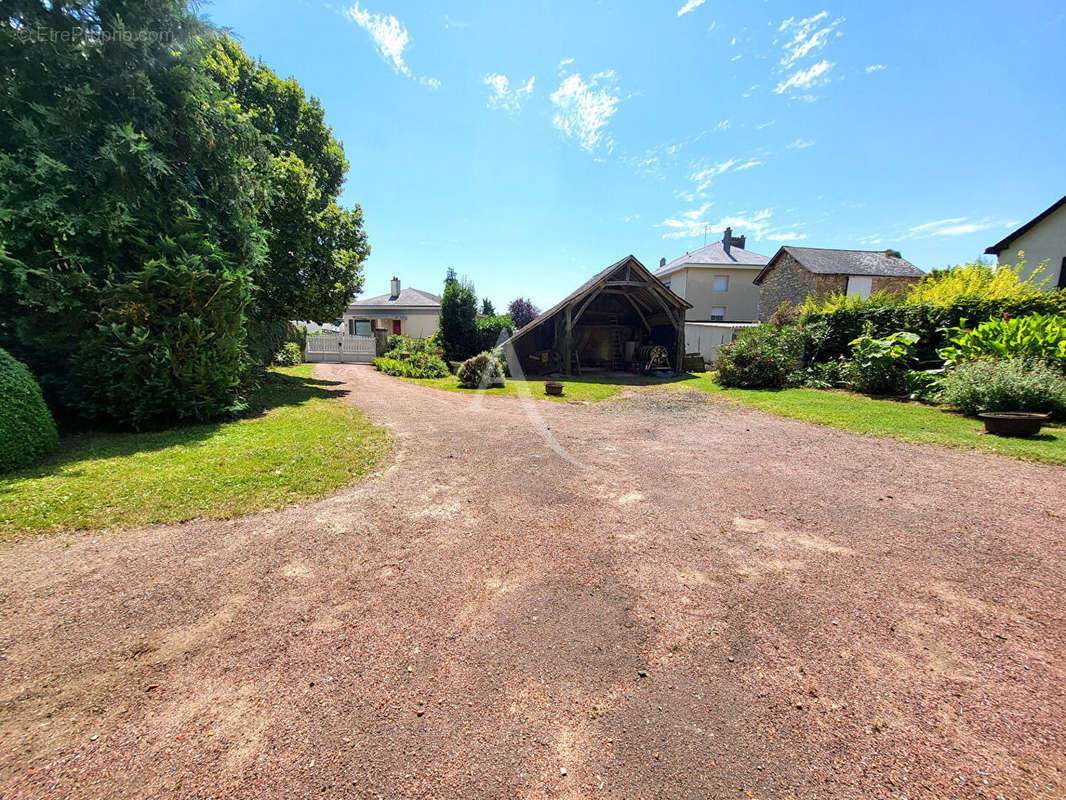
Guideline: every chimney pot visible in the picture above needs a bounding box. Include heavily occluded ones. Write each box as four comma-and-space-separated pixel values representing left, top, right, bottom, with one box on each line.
659, 257, 666, 268
390, 276, 401, 299
723, 227, 733, 255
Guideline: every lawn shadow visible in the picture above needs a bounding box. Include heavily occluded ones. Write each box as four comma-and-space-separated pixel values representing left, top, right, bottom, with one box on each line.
0, 368, 351, 486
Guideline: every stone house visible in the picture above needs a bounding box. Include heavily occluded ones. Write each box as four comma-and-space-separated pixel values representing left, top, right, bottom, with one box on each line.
984, 195, 1066, 289
752, 246, 924, 321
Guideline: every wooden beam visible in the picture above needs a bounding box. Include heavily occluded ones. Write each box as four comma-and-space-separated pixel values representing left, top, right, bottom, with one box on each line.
621, 293, 652, 331
571, 287, 604, 326
601, 280, 651, 288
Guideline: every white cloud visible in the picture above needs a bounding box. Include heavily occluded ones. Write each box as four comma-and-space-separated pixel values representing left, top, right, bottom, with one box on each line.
786, 137, 815, 149
735, 159, 762, 170
483, 73, 535, 113
774, 59, 833, 94
865, 63, 887, 72
660, 207, 773, 240
774, 11, 843, 97
906, 217, 1015, 238
715, 119, 730, 131
763, 230, 808, 242
343, 2, 439, 88
550, 69, 621, 153
677, 0, 707, 16
689, 159, 737, 193
779, 11, 841, 68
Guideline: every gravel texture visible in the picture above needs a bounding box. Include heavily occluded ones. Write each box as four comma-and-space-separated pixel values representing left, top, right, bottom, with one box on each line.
1, 364, 1063, 799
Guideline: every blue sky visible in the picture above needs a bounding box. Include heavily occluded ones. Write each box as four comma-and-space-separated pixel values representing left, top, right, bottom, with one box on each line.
206, 0, 1066, 310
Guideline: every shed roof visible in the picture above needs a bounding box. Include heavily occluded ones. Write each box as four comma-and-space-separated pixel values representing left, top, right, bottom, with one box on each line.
504, 255, 692, 346
655, 241, 770, 278
753, 246, 924, 284
348, 287, 441, 310
984, 195, 1066, 256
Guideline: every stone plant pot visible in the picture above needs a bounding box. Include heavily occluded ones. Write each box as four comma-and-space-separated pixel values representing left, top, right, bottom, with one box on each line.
544, 381, 564, 396
979, 411, 1051, 437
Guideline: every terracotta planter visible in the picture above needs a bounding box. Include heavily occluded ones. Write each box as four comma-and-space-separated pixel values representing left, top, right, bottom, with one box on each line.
544, 381, 564, 396
979, 412, 1051, 437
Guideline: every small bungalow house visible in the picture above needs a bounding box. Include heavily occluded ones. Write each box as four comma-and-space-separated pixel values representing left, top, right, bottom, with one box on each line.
503, 255, 691, 375
343, 277, 441, 339
753, 246, 924, 321
654, 228, 768, 322
984, 195, 1066, 289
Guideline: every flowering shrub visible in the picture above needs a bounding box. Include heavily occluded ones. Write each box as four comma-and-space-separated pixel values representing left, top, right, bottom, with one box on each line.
715, 325, 807, 388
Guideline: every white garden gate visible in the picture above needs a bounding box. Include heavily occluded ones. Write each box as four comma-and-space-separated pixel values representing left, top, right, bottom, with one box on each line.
304, 334, 376, 363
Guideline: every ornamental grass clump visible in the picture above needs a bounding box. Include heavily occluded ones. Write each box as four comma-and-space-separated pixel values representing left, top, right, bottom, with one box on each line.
940, 357, 1066, 419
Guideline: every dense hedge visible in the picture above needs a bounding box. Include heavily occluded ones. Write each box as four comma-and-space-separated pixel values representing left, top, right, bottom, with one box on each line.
800, 294, 1066, 364
457, 351, 506, 388
0, 347, 59, 473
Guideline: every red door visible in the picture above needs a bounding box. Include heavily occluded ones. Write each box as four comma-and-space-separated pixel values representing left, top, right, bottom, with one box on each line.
392, 320, 402, 335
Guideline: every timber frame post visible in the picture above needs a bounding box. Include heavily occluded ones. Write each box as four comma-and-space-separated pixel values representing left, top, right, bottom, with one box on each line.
563, 305, 573, 376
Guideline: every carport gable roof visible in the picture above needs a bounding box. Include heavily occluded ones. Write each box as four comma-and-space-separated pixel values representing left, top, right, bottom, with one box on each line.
753, 246, 924, 285
505, 255, 692, 346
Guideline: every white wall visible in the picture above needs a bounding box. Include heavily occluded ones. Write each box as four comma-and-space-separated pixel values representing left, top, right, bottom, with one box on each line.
685, 322, 759, 363
994, 204, 1066, 288
342, 309, 440, 339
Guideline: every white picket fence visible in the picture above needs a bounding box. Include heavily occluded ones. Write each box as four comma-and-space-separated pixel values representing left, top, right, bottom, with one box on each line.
304, 334, 376, 363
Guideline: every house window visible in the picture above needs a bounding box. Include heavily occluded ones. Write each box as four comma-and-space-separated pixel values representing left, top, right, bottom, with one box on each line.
846, 276, 873, 299
713, 275, 729, 292
349, 318, 371, 336
710, 306, 726, 321
663, 280, 671, 289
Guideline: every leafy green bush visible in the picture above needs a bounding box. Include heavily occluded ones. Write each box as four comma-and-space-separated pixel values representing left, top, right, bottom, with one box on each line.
0, 348, 59, 473
941, 358, 1066, 418
939, 313, 1066, 369
477, 314, 514, 352
457, 351, 506, 388
715, 325, 808, 388
802, 359, 845, 388
274, 342, 302, 367
374, 334, 449, 378
907, 258, 1050, 304
74, 254, 252, 429
841, 326, 920, 395
800, 293, 1066, 364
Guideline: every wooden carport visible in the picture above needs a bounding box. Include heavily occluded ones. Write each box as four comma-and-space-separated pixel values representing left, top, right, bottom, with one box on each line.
502, 255, 692, 376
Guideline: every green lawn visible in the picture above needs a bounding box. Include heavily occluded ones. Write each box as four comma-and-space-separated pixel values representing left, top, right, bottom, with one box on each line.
673, 373, 1066, 465
0, 366, 390, 538
397, 373, 653, 402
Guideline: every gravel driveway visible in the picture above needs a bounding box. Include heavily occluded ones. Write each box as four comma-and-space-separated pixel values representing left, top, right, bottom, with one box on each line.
1, 364, 1063, 799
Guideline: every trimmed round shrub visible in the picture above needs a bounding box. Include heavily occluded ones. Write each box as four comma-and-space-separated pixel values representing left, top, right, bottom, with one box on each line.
0, 347, 60, 473
457, 351, 506, 388
274, 341, 302, 367
940, 357, 1066, 418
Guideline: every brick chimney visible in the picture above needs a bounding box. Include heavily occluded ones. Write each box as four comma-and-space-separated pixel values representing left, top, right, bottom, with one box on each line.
390, 276, 400, 299
722, 227, 746, 255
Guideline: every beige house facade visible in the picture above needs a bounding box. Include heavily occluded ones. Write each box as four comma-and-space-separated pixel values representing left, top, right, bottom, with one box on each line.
985, 195, 1066, 289
654, 229, 768, 322
343, 277, 441, 339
